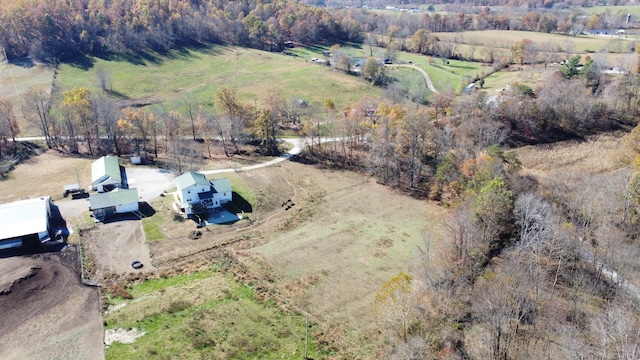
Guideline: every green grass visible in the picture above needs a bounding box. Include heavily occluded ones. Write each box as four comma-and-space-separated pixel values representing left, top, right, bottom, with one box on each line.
54, 45, 382, 114
104, 269, 318, 360
580, 4, 640, 16
142, 218, 164, 241
208, 172, 256, 219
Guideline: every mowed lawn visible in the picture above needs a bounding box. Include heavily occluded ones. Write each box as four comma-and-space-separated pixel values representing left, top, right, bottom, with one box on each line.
54, 45, 382, 112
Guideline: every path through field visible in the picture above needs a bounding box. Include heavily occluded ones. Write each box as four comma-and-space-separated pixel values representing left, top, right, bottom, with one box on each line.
387, 64, 439, 93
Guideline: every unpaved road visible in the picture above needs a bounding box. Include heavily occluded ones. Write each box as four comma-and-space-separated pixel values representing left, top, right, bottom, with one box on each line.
0, 246, 104, 360
386, 63, 439, 93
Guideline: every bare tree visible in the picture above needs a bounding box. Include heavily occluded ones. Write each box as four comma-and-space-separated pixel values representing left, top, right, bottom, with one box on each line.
23, 86, 53, 149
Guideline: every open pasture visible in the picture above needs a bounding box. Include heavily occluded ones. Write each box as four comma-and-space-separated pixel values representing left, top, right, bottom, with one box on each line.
55, 45, 382, 114
0, 62, 55, 136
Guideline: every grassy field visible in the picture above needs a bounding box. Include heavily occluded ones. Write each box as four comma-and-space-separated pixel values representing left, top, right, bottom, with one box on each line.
0, 62, 55, 136
435, 30, 637, 64
104, 268, 317, 359
580, 4, 640, 16
244, 162, 448, 354
54, 45, 382, 115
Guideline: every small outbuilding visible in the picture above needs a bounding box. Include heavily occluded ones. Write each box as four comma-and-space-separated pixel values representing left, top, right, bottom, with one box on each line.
89, 188, 140, 220
0, 197, 53, 250
91, 156, 122, 192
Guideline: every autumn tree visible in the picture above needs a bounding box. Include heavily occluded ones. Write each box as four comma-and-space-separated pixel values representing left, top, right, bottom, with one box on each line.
63, 87, 97, 155
0, 98, 20, 144
511, 38, 536, 65
214, 86, 250, 155
374, 272, 417, 344
119, 107, 156, 160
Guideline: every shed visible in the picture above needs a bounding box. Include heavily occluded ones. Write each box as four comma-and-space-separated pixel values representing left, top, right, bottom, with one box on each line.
91, 156, 122, 192
89, 188, 139, 219
463, 83, 478, 95
0, 197, 52, 250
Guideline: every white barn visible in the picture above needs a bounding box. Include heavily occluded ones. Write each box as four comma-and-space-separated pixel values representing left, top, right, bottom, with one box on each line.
91, 156, 122, 192
0, 197, 53, 250
175, 172, 232, 217
89, 188, 140, 220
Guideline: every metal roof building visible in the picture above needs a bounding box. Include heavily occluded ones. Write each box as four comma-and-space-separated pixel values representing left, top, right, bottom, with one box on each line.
0, 197, 52, 250
89, 188, 139, 220
175, 171, 210, 191
91, 156, 122, 192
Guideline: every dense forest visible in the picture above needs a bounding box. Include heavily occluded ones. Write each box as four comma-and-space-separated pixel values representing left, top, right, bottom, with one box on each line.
0, 0, 362, 62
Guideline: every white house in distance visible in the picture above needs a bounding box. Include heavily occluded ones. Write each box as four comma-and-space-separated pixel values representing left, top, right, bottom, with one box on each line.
175, 171, 233, 217
89, 188, 140, 220
91, 155, 122, 192
0, 197, 53, 250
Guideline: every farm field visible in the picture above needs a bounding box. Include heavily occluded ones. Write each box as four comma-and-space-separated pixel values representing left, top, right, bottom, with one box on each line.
53, 45, 382, 115
0, 62, 55, 136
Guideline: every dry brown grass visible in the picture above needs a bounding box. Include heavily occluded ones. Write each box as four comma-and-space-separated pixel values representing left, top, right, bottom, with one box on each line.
0, 150, 93, 203
0, 63, 55, 136
513, 132, 629, 178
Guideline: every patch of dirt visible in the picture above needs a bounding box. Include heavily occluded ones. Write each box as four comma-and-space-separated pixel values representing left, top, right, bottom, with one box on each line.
0, 247, 103, 360
83, 221, 156, 280
104, 328, 145, 346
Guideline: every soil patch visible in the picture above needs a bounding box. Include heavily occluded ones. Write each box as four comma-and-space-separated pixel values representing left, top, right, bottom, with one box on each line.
0, 247, 103, 360
83, 221, 156, 279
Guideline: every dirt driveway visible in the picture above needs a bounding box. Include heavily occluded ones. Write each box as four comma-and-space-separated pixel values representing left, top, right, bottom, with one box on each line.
125, 166, 176, 202
0, 246, 104, 360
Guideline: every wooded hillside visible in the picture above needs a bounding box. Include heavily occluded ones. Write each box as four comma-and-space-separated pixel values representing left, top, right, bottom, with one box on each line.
0, 0, 362, 62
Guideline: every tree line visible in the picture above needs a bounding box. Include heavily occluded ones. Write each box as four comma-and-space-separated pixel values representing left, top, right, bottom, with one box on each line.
0, 0, 362, 63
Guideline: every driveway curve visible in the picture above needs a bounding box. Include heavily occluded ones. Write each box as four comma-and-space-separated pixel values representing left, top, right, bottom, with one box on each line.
386, 64, 439, 93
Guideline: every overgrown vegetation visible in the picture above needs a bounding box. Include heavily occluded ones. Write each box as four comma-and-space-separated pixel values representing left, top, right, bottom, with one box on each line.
104, 267, 318, 360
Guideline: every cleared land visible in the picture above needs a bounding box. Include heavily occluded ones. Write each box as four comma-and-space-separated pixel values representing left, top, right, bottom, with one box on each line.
0, 62, 55, 136
54, 45, 383, 113
0, 151, 93, 204
0, 247, 104, 360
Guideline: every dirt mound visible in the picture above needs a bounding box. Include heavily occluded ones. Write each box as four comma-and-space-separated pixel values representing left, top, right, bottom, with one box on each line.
0, 247, 103, 359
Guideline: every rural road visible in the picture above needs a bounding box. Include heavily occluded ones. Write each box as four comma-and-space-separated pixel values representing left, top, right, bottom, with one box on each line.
201, 137, 338, 175
386, 64, 439, 93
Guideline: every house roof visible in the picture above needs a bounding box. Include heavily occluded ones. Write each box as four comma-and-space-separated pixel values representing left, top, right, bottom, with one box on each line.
0, 197, 51, 240
211, 178, 232, 194
91, 156, 121, 185
90, 188, 139, 209
176, 171, 211, 191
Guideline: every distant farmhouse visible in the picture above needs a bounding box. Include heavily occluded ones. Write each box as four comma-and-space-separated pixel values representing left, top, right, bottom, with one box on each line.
0, 197, 53, 250
91, 156, 122, 192
175, 171, 232, 217
89, 188, 140, 220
